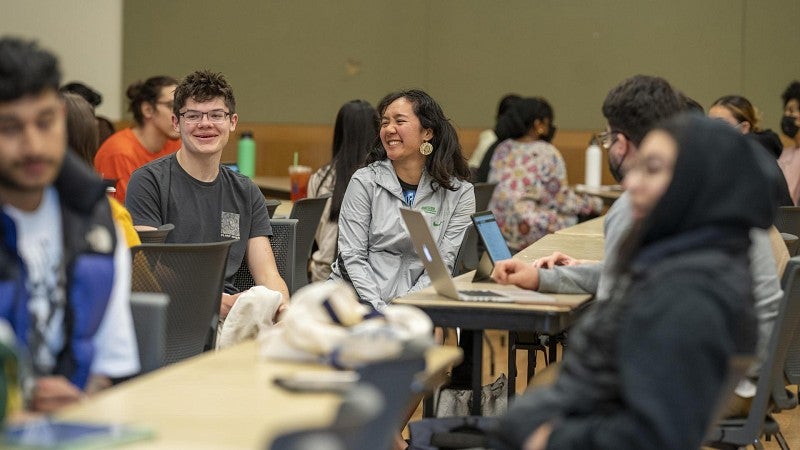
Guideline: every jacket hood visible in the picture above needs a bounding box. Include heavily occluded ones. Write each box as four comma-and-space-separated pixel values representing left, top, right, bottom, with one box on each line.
640, 114, 778, 246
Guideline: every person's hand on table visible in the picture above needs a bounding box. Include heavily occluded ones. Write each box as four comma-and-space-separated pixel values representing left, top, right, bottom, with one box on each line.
533, 252, 578, 268
523, 422, 554, 450
492, 259, 540, 290
31, 376, 84, 413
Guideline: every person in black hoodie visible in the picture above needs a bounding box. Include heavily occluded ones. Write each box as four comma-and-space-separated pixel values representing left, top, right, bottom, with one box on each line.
491, 114, 778, 450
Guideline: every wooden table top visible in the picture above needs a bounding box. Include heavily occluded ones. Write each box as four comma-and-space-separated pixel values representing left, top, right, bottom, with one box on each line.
554, 216, 604, 237
56, 340, 461, 449
515, 233, 605, 263
253, 176, 291, 200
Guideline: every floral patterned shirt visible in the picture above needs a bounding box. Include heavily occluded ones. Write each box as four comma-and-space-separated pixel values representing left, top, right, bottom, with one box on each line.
488, 139, 603, 251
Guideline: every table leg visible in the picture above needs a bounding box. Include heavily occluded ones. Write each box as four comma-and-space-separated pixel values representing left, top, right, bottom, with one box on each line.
471, 329, 484, 416
548, 335, 558, 364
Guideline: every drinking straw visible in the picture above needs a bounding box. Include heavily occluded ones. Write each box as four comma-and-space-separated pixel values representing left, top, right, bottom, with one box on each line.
293, 152, 298, 167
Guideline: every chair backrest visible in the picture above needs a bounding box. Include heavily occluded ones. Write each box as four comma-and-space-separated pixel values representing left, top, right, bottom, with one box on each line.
473, 182, 498, 212
452, 224, 479, 277
265, 199, 282, 218
775, 206, 800, 236
233, 218, 297, 293
706, 256, 800, 446
783, 257, 800, 387
129, 292, 169, 375
347, 344, 427, 450
289, 195, 330, 293
781, 232, 800, 257
270, 343, 428, 450
130, 241, 232, 365
269, 384, 385, 450
136, 223, 175, 244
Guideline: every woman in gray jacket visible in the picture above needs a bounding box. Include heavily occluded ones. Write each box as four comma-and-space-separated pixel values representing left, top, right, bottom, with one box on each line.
329, 89, 474, 311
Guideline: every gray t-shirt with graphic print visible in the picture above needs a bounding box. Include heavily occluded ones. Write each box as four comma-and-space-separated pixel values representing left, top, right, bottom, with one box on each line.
126, 153, 271, 293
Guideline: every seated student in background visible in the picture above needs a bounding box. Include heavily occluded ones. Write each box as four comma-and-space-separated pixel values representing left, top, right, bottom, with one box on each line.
94, 75, 180, 202
126, 70, 289, 319
778, 81, 800, 204
0, 38, 139, 412
492, 114, 777, 450
62, 92, 140, 247
329, 89, 474, 311
470, 93, 521, 182
495, 75, 782, 419
59, 81, 116, 146
487, 97, 602, 252
709, 94, 793, 206
308, 100, 378, 282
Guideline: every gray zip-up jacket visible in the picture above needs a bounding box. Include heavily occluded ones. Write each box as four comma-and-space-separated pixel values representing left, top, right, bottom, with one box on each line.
330, 159, 475, 310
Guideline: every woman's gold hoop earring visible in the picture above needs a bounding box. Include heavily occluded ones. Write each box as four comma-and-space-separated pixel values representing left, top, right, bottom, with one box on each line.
419, 142, 433, 155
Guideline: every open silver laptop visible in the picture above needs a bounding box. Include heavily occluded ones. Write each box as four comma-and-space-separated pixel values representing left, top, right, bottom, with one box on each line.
400, 208, 556, 304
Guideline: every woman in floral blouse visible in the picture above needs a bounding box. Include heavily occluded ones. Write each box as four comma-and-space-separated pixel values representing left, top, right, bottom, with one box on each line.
488, 97, 602, 251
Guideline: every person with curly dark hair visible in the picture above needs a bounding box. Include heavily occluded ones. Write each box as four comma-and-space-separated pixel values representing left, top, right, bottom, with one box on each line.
94, 75, 180, 202
126, 70, 289, 319
778, 81, 800, 204
329, 89, 474, 311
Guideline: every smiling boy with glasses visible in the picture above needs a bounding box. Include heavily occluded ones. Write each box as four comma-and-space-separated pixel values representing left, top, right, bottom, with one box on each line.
126, 70, 290, 321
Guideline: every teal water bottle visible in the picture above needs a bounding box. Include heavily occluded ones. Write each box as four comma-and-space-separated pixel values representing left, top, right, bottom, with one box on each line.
238, 131, 256, 177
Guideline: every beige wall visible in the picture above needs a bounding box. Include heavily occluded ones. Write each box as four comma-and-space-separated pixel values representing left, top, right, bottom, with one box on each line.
0, 0, 123, 119
123, 0, 800, 132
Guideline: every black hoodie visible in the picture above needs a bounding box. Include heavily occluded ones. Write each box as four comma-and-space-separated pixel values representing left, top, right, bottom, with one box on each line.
492, 115, 778, 450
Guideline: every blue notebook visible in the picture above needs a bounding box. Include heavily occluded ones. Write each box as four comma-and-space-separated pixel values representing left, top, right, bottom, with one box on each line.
3, 420, 153, 449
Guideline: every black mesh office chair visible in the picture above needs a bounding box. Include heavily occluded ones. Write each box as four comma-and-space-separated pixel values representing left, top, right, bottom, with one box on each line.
136, 223, 175, 244
473, 182, 498, 213
265, 199, 282, 218
775, 206, 800, 236
289, 195, 330, 293
233, 218, 297, 293
131, 241, 232, 365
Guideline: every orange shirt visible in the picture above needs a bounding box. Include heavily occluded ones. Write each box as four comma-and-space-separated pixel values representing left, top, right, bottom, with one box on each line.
94, 128, 180, 202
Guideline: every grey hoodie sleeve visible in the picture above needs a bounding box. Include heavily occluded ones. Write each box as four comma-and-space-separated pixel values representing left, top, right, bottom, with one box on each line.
336, 176, 385, 309
537, 262, 601, 294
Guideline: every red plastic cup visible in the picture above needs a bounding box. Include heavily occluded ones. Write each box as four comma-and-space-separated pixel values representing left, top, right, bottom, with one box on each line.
288, 165, 312, 202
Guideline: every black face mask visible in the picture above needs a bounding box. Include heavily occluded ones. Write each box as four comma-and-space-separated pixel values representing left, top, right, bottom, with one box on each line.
782, 115, 800, 139
608, 147, 628, 183
541, 125, 557, 143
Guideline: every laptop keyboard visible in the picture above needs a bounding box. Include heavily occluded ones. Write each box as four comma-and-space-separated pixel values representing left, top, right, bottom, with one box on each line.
458, 290, 513, 302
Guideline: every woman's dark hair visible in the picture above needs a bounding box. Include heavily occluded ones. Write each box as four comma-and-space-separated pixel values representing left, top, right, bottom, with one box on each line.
320, 100, 378, 221
712, 95, 761, 132
782, 81, 800, 107
496, 94, 522, 121
60, 82, 102, 107
368, 89, 470, 191
495, 97, 554, 140
63, 92, 99, 166
126, 75, 178, 126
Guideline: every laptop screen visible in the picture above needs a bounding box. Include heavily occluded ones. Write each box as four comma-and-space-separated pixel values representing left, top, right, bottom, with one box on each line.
471, 211, 512, 263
